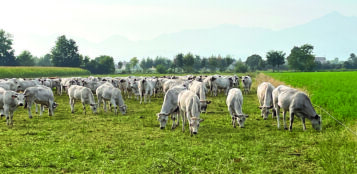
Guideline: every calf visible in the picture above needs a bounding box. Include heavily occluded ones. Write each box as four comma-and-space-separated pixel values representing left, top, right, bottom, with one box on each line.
157, 86, 186, 129
0, 87, 25, 126
257, 82, 275, 120
24, 85, 57, 118
226, 88, 248, 128
178, 90, 203, 135
277, 89, 322, 131
96, 83, 126, 115
68, 85, 98, 115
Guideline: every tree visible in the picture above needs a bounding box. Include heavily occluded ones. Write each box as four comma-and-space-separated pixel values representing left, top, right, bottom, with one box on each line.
266, 51, 286, 72
173, 53, 184, 72
36, 54, 53, 66
95, 55, 115, 74
130, 57, 139, 72
287, 44, 315, 71
51, 35, 81, 67
156, 64, 167, 74
347, 53, 357, 68
0, 29, 17, 66
245, 54, 263, 71
183, 53, 194, 73
17, 50, 35, 66
193, 55, 202, 72
118, 61, 123, 69
208, 56, 217, 72
235, 59, 248, 73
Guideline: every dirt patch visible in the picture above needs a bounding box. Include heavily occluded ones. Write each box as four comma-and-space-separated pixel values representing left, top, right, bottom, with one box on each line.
255, 73, 309, 95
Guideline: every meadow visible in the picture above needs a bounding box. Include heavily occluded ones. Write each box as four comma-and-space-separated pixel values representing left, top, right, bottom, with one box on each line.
0, 67, 90, 78
0, 72, 356, 173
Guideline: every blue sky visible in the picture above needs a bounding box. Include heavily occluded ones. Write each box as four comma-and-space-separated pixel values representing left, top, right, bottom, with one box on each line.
1, 0, 357, 57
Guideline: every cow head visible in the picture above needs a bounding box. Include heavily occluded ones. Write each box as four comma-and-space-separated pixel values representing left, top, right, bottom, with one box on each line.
90, 103, 98, 114
157, 113, 169, 129
233, 114, 248, 128
12, 93, 25, 107
119, 104, 127, 115
189, 117, 204, 135
258, 105, 273, 120
311, 114, 322, 131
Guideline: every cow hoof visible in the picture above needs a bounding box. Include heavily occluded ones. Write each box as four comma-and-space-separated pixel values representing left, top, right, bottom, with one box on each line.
284, 128, 288, 130
29, 116, 33, 119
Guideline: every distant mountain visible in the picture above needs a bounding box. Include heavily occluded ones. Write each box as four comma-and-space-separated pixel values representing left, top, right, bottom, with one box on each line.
18, 11, 357, 62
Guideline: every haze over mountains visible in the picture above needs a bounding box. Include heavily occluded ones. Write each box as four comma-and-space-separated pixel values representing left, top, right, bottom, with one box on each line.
16, 11, 357, 62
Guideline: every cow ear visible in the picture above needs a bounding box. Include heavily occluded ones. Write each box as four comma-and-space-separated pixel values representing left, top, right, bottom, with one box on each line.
199, 119, 204, 122
258, 106, 262, 109
268, 105, 274, 109
207, 100, 211, 104
314, 115, 319, 119
244, 114, 249, 118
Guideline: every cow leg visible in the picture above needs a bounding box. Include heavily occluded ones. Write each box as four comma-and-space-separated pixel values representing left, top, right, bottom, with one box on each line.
40, 104, 44, 116
103, 100, 107, 112
272, 108, 276, 118
289, 112, 294, 131
27, 101, 33, 119
301, 117, 306, 131
82, 103, 86, 115
10, 111, 14, 126
97, 96, 102, 112
70, 98, 75, 113
181, 110, 186, 133
283, 110, 288, 130
49, 103, 53, 116
0, 109, 4, 118
4, 106, 10, 126
276, 106, 280, 129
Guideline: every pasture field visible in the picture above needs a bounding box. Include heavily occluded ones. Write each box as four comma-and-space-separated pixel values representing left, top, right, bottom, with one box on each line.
0, 73, 356, 173
0, 66, 90, 78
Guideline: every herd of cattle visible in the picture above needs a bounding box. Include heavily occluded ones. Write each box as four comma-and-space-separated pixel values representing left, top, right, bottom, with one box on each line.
0, 74, 321, 135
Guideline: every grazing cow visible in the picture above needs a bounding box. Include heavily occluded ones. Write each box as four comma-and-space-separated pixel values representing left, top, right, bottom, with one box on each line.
24, 85, 58, 118
272, 85, 295, 128
157, 86, 186, 129
41, 78, 62, 95
277, 89, 322, 131
0, 87, 25, 126
226, 88, 248, 128
68, 85, 98, 115
177, 90, 203, 135
241, 76, 252, 94
96, 83, 126, 115
210, 76, 234, 96
257, 82, 275, 120
189, 81, 211, 113
163, 79, 190, 94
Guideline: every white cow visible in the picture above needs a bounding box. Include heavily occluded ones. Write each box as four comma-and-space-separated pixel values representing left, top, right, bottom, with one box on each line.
211, 76, 234, 96
96, 83, 126, 115
277, 89, 322, 131
138, 78, 154, 104
24, 85, 57, 118
257, 82, 275, 120
0, 87, 25, 126
68, 85, 98, 115
17, 80, 41, 92
157, 86, 186, 129
272, 85, 295, 128
226, 88, 248, 128
241, 76, 252, 94
177, 90, 203, 135
189, 81, 211, 113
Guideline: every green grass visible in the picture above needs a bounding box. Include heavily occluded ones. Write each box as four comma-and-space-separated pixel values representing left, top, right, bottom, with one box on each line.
0, 66, 90, 78
0, 73, 356, 173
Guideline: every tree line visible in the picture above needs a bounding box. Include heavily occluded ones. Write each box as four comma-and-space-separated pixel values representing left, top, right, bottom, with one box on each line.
1, 29, 356, 74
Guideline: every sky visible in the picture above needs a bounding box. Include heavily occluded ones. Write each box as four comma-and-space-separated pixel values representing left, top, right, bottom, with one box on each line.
1, 0, 357, 58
